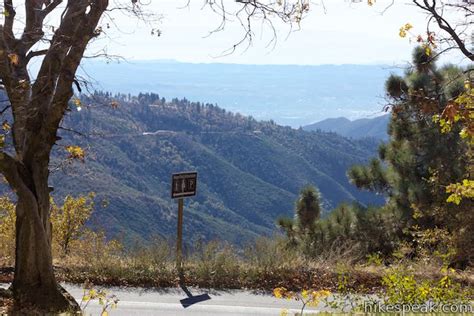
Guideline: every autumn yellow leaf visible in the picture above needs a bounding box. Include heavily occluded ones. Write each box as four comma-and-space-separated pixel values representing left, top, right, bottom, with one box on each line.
8, 53, 19, 66
51, 193, 95, 255
2, 121, 11, 131
273, 287, 285, 298
464, 80, 471, 90
279, 309, 289, 316
65, 145, 85, 161
399, 28, 407, 38
301, 289, 308, 299
73, 98, 81, 107
425, 46, 431, 56
89, 289, 97, 298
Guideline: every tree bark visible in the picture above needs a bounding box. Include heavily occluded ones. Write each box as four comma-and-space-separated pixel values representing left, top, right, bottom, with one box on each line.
10, 160, 79, 312
0, 0, 107, 311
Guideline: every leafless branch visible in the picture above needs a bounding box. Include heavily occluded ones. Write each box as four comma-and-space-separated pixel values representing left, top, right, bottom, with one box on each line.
0, 104, 11, 115
413, 0, 474, 61
25, 49, 49, 63
202, 0, 310, 56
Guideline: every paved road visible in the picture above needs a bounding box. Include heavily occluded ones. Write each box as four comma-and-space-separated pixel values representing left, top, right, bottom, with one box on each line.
67, 283, 324, 316
2, 283, 324, 315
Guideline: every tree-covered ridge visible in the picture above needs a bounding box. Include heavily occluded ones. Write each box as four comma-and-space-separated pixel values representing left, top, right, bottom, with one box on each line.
51, 91, 383, 245
303, 115, 390, 140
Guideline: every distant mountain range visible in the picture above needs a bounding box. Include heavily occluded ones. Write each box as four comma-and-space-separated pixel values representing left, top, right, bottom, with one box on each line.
303, 115, 390, 140
78, 60, 400, 128
48, 92, 384, 245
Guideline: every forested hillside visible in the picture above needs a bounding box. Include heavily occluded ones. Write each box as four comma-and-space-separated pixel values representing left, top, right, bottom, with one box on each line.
49, 92, 383, 245
303, 115, 390, 140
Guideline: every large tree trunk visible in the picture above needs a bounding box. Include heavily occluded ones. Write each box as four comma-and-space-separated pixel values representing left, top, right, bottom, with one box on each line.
0, 0, 109, 312
10, 161, 79, 313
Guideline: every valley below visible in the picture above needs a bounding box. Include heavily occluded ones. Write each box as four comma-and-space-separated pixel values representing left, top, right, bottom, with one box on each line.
49, 92, 384, 245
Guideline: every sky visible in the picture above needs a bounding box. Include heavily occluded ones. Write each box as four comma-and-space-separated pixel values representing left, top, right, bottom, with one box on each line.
86, 0, 468, 66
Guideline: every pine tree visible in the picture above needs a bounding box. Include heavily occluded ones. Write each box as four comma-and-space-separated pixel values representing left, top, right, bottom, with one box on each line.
348, 47, 473, 266
295, 185, 322, 232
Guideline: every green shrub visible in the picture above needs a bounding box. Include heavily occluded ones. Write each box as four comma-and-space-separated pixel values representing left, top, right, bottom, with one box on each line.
382, 267, 472, 305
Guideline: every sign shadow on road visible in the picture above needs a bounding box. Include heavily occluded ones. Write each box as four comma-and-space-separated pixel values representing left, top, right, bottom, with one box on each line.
179, 283, 211, 308
171, 172, 210, 308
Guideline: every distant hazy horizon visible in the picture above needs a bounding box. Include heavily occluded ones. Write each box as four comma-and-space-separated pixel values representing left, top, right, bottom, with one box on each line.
85, 58, 403, 67
79, 60, 400, 127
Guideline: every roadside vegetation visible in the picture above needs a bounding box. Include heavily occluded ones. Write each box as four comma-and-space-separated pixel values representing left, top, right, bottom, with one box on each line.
280, 48, 473, 269
1, 192, 473, 310
270, 46, 474, 314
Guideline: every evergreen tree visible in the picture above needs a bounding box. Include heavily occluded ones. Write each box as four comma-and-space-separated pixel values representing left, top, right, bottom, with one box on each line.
277, 185, 322, 246
348, 47, 473, 266
295, 185, 321, 232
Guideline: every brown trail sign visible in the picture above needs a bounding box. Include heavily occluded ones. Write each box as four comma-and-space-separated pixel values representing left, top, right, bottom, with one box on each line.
171, 172, 198, 198
171, 172, 198, 281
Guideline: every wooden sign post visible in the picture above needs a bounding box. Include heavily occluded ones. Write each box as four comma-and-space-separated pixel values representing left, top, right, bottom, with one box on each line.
171, 172, 197, 280
176, 198, 184, 277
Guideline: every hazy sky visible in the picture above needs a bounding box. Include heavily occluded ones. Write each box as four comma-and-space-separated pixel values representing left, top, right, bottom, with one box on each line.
87, 0, 467, 65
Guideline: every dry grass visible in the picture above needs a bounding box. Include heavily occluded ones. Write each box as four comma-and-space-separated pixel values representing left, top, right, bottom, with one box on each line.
56, 264, 384, 293
1, 237, 473, 298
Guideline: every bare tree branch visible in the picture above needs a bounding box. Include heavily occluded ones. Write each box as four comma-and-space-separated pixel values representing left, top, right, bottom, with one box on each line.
0, 104, 11, 115
413, 0, 473, 61
25, 49, 49, 63
2, 0, 16, 47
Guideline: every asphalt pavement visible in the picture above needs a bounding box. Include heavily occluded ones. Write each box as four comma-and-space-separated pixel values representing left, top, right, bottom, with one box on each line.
2, 282, 324, 315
